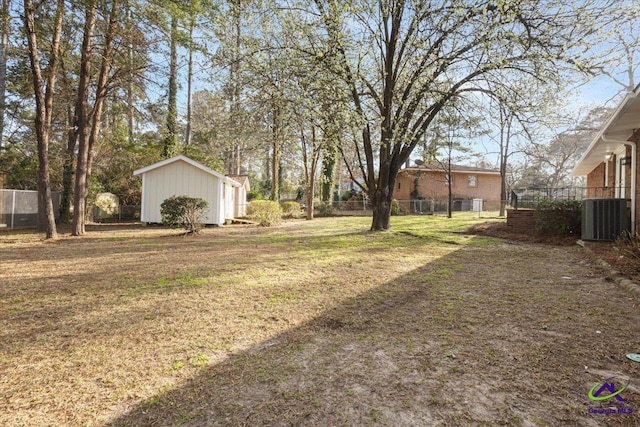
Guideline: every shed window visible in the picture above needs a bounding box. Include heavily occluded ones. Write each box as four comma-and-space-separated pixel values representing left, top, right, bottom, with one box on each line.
468, 175, 477, 187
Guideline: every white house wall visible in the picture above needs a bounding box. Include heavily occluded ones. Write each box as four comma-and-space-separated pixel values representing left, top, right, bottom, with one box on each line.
140, 160, 222, 224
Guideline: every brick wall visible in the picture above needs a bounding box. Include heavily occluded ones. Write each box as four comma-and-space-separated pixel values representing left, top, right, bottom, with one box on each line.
586, 162, 615, 198
506, 209, 536, 233
394, 169, 501, 201
585, 137, 640, 230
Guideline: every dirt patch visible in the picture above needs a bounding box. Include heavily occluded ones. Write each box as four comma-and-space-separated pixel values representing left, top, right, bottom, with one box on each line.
467, 220, 580, 246
468, 221, 640, 287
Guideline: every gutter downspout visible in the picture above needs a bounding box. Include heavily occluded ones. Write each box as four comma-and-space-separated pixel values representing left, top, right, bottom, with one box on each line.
602, 136, 636, 234
628, 140, 637, 234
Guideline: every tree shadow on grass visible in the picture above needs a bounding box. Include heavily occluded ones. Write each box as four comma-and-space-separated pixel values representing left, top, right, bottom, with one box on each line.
103, 255, 447, 426
102, 240, 640, 426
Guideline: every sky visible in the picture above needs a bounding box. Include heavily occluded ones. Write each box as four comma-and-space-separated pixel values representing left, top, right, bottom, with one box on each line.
431, 73, 637, 170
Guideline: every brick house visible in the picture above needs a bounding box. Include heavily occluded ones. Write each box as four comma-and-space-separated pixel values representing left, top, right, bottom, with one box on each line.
393, 163, 501, 210
571, 84, 640, 236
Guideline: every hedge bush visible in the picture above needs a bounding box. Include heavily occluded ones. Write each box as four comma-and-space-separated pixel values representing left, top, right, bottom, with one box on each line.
247, 200, 282, 226
160, 195, 209, 234
247, 190, 263, 201
534, 198, 582, 236
281, 201, 301, 219
391, 199, 400, 216
315, 202, 334, 217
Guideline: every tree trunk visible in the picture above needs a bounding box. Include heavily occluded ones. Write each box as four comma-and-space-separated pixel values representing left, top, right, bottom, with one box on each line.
270, 105, 280, 201
0, 0, 9, 149
370, 155, 396, 231
500, 156, 508, 216
24, 0, 64, 239
231, 0, 242, 174
305, 183, 314, 220
71, 1, 97, 236
60, 103, 76, 223
59, 56, 79, 224
162, 14, 178, 158
447, 175, 453, 219
447, 149, 452, 218
498, 108, 511, 217
36, 143, 56, 238
185, 16, 194, 146
320, 146, 336, 202
302, 125, 319, 221
126, 0, 135, 143
85, 0, 119, 210
71, 0, 118, 235
370, 188, 392, 231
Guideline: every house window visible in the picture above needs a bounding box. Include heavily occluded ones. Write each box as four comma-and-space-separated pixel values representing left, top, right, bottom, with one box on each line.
445, 174, 453, 184
468, 175, 477, 187
398, 181, 401, 190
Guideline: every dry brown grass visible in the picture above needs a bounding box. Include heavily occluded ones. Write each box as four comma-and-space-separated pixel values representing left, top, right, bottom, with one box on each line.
1, 216, 639, 426
468, 221, 640, 285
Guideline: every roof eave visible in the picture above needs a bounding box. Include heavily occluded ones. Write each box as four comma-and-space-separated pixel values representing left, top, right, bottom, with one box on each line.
399, 167, 500, 175
571, 89, 640, 177
133, 155, 231, 182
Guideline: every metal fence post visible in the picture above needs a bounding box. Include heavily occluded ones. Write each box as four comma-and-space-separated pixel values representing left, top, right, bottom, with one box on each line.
11, 189, 15, 230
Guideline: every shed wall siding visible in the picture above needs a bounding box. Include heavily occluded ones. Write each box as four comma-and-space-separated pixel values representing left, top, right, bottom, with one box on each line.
234, 186, 247, 217
226, 184, 236, 220
141, 161, 221, 224
217, 181, 225, 222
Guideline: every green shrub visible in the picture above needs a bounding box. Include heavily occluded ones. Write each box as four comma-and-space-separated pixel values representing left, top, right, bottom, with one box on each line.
247, 190, 263, 201
534, 198, 582, 235
391, 199, 400, 216
160, 195, 209, 234
316, 202, 334, 217
247, 200, 282, 226
281, 201, 301, 218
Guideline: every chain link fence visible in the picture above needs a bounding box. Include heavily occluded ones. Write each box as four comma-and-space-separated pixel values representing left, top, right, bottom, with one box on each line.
91, 205, 140, 222
509, 186, 629, 209
0, 190, 61, 229
0, 190, 140, 229
327, 198, 502, 217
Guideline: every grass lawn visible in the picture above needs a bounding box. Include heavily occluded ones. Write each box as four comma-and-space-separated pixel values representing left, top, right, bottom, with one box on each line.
1, 215, 639, 426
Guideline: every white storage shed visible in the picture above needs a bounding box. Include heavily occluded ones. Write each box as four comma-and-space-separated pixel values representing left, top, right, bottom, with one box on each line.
133, 155, 242, 226
226, 174, 250, 217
